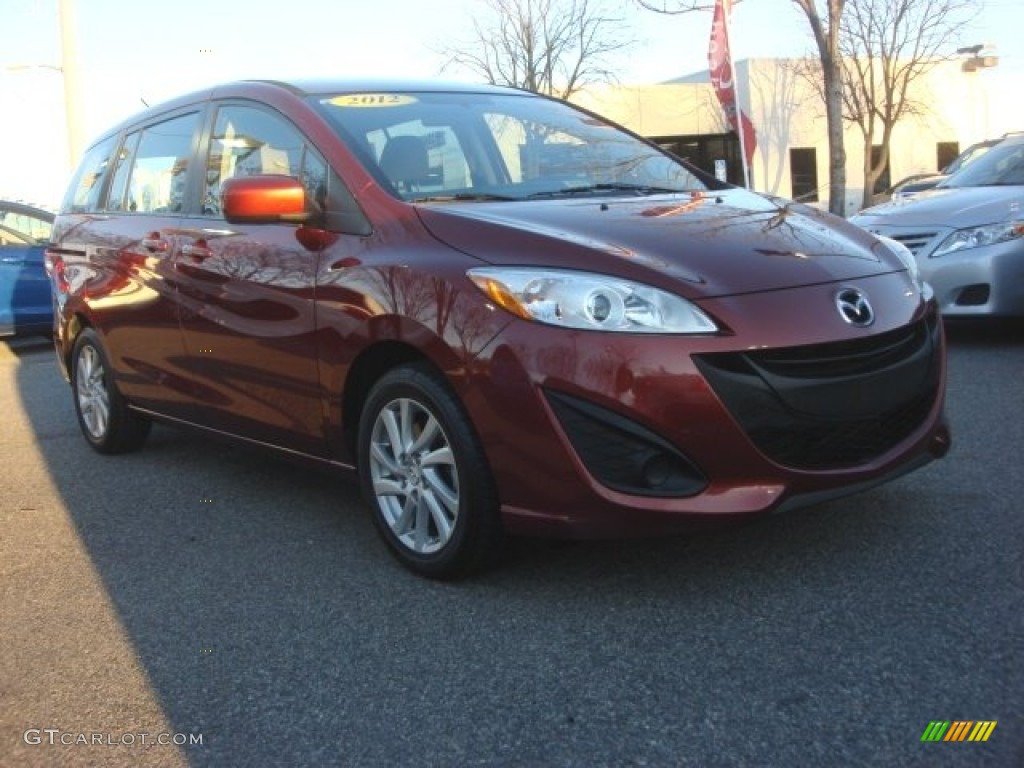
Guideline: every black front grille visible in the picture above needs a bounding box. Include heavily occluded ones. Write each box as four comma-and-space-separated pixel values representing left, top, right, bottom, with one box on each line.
694, 313, 941, 470
742, 388, 937, 469
752, 320, 928, 378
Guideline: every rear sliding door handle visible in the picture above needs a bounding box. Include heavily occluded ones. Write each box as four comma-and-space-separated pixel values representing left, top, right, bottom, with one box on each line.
141, 233, 169, 252
180, 242, 212, 261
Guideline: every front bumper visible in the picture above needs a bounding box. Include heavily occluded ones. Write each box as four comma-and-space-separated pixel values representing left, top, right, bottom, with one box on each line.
463, 273, 950, 538
919, 239, 1024, 317
852, 220, 1024, 317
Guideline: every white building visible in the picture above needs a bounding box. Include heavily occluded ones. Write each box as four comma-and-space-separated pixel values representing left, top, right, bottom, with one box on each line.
573, 57, 1023, 215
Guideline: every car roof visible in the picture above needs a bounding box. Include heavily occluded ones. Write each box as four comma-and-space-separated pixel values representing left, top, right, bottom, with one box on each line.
970, 132, 1023, 147
249, 78, 528, 97
83, 78, 533, 151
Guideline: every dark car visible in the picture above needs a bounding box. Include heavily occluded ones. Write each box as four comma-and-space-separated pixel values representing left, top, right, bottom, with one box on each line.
1, 201, 54, 337
47, 80, 950, 577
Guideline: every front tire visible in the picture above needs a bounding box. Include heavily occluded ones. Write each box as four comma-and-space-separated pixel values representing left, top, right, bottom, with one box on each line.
71, 328, 150, 454
358, 364, 502, 579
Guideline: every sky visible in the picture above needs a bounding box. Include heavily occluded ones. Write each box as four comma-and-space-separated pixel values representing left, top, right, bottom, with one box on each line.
2, 0, 1021, 205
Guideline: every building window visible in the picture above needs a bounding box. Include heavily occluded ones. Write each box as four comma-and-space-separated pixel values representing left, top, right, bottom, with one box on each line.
789, 147, 818, 202
871, 145, 891, 194
650, 133, 743, 185
937, 141, 960, 171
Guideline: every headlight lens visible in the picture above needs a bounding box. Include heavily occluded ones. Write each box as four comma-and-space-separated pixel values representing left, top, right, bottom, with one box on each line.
467, 268, 718, 333
932, 220, 1024, 258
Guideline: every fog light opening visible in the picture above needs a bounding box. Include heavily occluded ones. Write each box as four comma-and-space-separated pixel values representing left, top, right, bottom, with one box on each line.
642, 454, 677, 488
955, 284, 990, 306
544, 389, 708, 498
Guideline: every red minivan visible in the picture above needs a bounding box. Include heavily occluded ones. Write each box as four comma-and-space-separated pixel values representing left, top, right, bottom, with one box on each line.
47, 80, 950, 577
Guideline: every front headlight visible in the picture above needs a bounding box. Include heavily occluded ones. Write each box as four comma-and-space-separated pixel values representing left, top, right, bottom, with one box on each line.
467, 268, 718, 333
932, 220, 1024, 258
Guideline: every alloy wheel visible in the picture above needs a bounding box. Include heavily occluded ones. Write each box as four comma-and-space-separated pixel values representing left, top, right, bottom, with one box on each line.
368, 397, 460, 555
76, 343, 110, 440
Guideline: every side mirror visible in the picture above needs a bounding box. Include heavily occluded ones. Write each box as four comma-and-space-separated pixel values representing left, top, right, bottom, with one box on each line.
221, 175, 311, 224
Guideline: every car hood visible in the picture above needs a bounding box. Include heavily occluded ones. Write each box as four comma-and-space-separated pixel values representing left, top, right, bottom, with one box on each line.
415, 189, 891, 298
854, 185, 1024, 228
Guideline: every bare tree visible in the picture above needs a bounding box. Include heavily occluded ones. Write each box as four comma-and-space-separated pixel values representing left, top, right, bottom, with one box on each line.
838, 0, 972, 208
636, 0, 849, 217
793, 0, 846, 216
442, 0, 630, 99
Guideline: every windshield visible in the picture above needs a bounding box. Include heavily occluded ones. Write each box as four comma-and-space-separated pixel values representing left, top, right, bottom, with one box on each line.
942, 141, 993, 174
311, 91, 716, 202
941, 140, 1024, 188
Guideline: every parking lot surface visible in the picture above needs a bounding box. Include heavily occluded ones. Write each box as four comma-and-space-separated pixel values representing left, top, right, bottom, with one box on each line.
2, 322, 1022, 767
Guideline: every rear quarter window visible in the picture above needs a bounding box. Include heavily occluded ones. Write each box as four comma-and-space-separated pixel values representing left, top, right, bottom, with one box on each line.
62, 136, 118, 213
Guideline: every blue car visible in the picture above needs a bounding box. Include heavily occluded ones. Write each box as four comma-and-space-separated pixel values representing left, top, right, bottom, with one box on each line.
0, 201, 54, 337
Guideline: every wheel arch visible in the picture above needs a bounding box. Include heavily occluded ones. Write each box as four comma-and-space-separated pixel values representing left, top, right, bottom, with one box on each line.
341, 341, 446, 463
58, 311, 93, 381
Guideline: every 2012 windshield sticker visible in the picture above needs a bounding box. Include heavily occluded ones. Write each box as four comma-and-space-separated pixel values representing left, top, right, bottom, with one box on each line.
326, 94, 418, 108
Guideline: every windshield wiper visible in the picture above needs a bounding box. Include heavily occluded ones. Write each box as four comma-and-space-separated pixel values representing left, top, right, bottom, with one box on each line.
409, 192, 520, 203
527, 183, 684, 198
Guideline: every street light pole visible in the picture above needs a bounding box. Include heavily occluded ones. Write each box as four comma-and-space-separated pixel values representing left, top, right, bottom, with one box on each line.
58, 0, 84, 169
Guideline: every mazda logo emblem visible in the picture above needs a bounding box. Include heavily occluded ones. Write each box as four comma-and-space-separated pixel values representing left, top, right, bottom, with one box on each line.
836, 287, 874, 327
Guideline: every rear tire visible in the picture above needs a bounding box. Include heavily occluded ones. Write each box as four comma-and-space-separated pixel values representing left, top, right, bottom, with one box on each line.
71, 328, 150, 454
357, 363, 503, 579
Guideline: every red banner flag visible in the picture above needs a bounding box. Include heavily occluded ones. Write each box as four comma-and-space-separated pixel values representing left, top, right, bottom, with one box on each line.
708, 0, 757, 177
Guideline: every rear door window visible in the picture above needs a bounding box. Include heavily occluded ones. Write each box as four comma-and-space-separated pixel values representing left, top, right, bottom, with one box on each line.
104, 132, 142, 212
119, 113, 201, 214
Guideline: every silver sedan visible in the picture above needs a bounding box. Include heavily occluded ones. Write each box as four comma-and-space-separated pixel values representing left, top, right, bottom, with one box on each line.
851, 135, 1024, 317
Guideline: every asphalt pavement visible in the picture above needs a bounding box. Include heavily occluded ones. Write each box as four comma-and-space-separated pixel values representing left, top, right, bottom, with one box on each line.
1, 321, 1021, 768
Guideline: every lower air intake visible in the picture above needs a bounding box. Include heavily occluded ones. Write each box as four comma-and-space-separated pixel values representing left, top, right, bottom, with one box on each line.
545, 389, 707, 498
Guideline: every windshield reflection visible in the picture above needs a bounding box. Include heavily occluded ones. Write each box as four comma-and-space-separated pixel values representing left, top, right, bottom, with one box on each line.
942, 140, 1024, 188
312, 91, 721, 202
